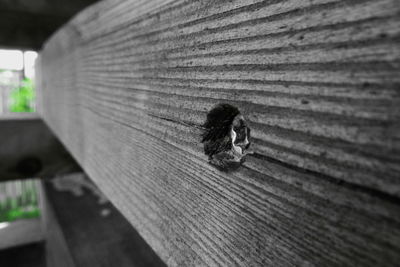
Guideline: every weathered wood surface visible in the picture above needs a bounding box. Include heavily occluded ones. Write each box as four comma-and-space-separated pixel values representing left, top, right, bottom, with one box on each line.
38, 0, 400, 266
0, 114, 81, 181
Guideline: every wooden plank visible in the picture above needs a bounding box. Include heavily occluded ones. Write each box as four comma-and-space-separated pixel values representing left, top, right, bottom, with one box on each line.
37, 0, 400, 266
0, 114, 81, 181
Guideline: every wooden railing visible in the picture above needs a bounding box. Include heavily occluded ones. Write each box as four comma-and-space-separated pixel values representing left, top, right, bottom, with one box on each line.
36, 0, 400, 266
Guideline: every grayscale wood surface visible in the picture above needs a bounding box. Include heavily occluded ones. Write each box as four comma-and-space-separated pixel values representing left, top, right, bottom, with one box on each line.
37, 0, 400, 266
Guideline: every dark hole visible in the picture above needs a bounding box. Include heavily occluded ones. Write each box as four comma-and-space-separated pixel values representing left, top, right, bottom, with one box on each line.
201, 103, 240, 146
16, 157, 43, 177
201, 103, 251, 171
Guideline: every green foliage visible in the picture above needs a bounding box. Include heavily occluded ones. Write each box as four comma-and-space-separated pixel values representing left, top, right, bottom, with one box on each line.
9, 78, 35, 112
0, 206, 40, 222
0, 182, 41, 223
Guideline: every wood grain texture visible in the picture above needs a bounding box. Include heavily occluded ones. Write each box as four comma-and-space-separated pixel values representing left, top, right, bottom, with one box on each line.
38, 0, 400, 266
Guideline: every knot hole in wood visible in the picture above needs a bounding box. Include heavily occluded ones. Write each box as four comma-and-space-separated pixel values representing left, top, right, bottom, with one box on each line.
201, 103, 251, 171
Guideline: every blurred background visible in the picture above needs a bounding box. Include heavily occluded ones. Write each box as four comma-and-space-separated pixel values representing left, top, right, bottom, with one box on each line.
0, 49, 37, 114
0, 1, 166, 266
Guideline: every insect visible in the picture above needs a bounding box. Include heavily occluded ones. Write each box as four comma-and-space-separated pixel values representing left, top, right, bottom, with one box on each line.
201, 103, 251, 171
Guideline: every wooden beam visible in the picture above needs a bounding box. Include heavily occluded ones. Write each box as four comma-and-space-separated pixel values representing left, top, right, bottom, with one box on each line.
37, 0, 400, 266
0, 114, 81, 181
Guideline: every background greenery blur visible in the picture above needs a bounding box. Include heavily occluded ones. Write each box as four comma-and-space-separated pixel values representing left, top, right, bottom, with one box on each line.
0, 50, 39, 223
0, 50, 37, 113
0, 179, 41, 223
9, 78, 35, 112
